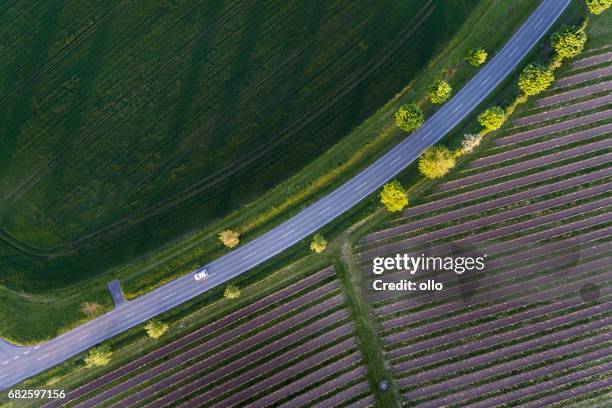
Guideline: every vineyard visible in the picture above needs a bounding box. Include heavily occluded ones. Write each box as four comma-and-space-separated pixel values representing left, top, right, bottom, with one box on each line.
356, 43, 612, 407
40, 267, 373, 407
0, 0, 476, 291
2, 2, 611, 407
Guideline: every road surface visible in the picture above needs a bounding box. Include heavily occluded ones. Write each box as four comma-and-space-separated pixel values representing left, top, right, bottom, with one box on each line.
0, 0, 571, 390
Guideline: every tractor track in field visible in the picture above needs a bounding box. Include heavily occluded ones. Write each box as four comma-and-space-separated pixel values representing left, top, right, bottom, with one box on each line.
2, 1, 437, 256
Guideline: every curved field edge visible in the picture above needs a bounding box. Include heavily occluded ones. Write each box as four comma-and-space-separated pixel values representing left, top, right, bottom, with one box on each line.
0, 0, 540, 343
1, 4, 604, 404
1, 252, 338, 406
0, 0, 472, 287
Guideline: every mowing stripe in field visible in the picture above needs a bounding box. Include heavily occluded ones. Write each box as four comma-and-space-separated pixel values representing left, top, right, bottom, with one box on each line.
139, 322, 355, 407
403, 161, 612, 218
494, 107, 612, 146
396, 326, 609, 380
460, 358, 612, 408
570, 51, 612, 71
555, 64, 612, 88
74, 290, 345, 407
364, 179, 611, 247
512, 93, 612, 127
536, 79, 612, 108
42, 266, 336, 407
404, 335, 611, 400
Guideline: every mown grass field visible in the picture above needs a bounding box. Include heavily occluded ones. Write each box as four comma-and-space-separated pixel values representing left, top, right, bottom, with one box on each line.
0, 0, 475, 292
0, 0, 542, 344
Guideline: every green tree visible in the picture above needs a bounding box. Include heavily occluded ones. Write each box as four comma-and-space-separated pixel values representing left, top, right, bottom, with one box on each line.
428, 79, 453, 104
310, 233, 328, 253
224, 284, 241, 300
380, 181, 408, 212
395, 103, 424, 132
585, 0, 612, 15
145, 319, 169, 339
478, 106, 506, 132
84, 345, 112, 368
418, 146, 456, 179
551, 25, 587, 60
218, 229, 240, 248
465, 48, 488, 67
518, 63, 554, 96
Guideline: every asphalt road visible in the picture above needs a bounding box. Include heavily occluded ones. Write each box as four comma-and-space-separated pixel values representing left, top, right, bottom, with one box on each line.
0, 0, 571, 390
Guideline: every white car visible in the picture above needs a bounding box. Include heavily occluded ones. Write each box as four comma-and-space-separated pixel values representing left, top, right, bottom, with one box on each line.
194, 269, 209, 281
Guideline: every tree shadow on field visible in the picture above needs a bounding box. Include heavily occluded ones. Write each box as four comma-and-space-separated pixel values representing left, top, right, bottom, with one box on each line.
336, 1, 397, 130
0, 0, 64, 187
130, 0, 225, 193
162, 0, 269, 215
132, 0, 329, 227
208, 0, 267, 153
210, 0, 328, 209
43, 5, 116, 229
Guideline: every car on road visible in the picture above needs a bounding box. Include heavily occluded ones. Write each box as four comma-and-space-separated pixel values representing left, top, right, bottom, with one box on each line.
194, 269, 209, 281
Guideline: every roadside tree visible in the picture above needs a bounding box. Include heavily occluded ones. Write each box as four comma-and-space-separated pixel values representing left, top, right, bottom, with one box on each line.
465, 48, 488, 67
84, 345, 112, 368
428, 79, 453, 104
585, 0, 612, 15
224, 284, 241, 300
551, 25, 587, 60
478, 106, 506, 132
219, 229, 240, 248
418, 146, 456, 179
310, 233, 328, 253
395, 103, 424, 132
145, 319, 169, 339
518, 63, 554, 96
380, 181, 408, 212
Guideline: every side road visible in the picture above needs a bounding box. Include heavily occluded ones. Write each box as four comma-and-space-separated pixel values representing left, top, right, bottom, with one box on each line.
0, 0, 571, 390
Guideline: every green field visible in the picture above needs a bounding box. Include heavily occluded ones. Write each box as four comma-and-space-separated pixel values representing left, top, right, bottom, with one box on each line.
0, 0, 543, 344
5, 2, 610, 403
0, 0, 475, 291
